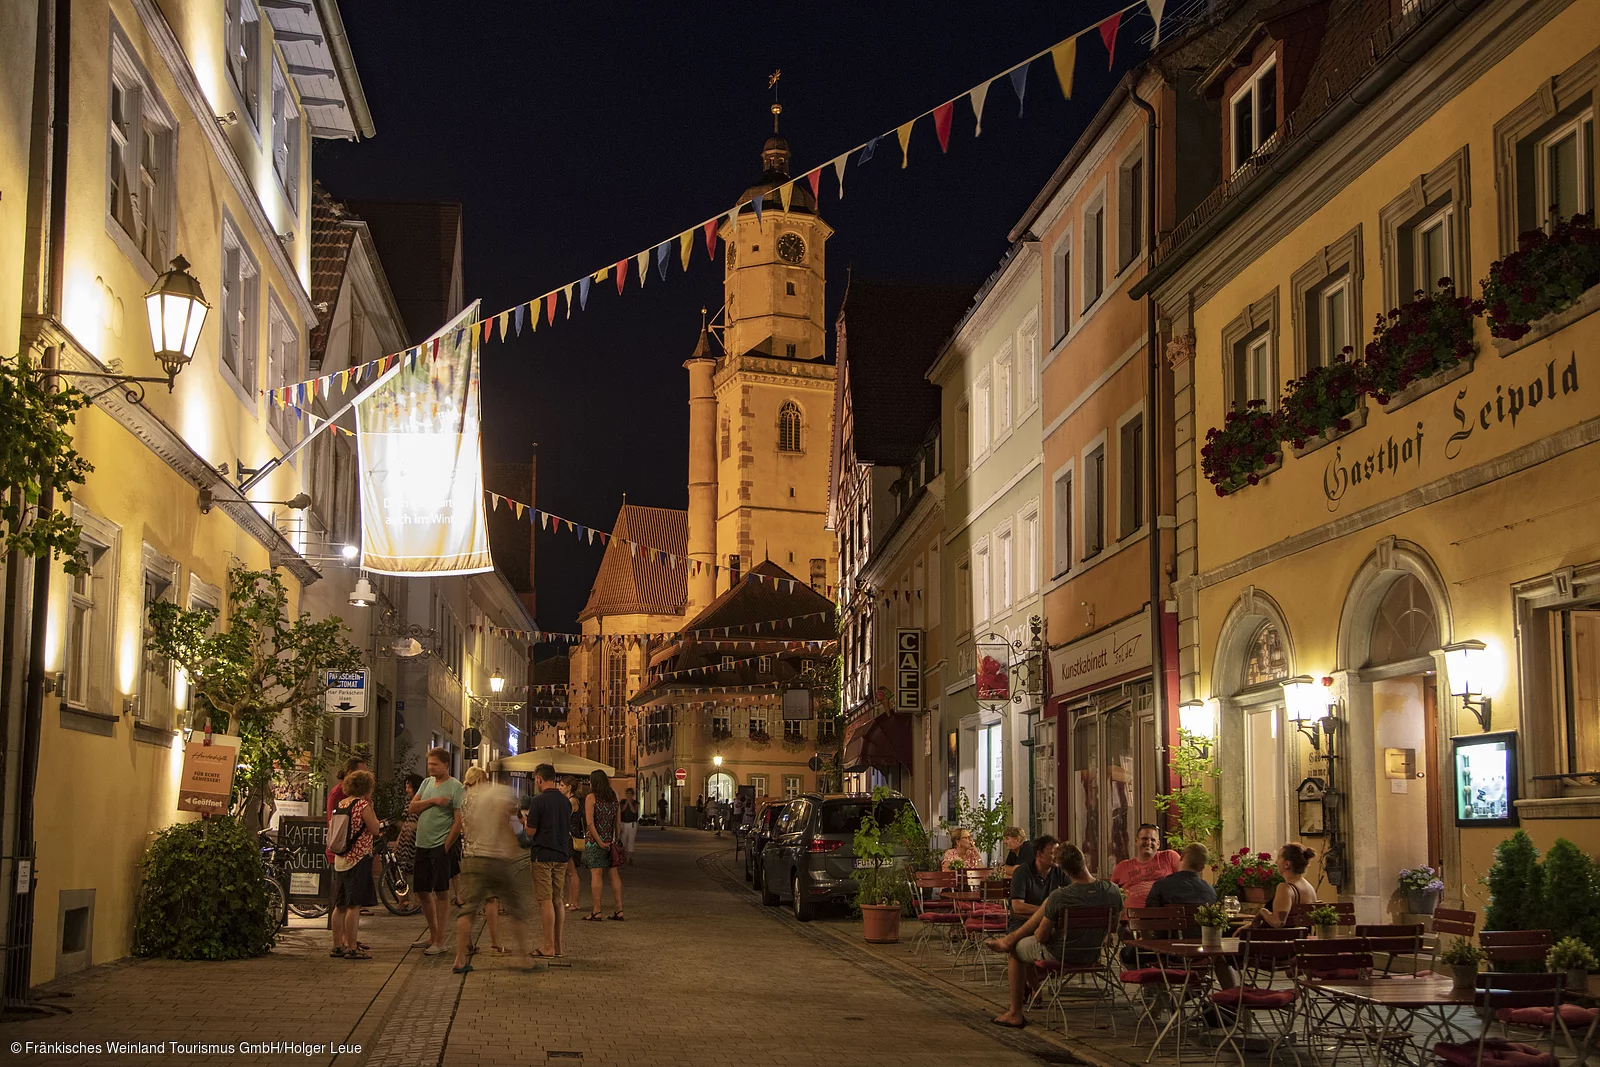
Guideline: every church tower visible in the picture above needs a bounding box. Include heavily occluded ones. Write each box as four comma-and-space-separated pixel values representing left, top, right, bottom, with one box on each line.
684, 120, 838, 616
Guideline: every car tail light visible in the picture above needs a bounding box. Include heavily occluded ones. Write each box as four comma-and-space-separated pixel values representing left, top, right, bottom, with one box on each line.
807, 839, 844, 853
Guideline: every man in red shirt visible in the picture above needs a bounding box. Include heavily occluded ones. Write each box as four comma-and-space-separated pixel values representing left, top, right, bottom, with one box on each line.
325, 757, 368, 864
1111, 824, 1180, 908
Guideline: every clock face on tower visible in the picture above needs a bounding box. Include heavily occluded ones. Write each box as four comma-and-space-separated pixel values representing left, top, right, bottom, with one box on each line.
777, 232, 806, 264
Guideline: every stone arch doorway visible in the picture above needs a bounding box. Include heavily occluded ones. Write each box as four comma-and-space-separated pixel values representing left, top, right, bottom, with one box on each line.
1210, 588, 1300, 864
1335, 537, 1457, 920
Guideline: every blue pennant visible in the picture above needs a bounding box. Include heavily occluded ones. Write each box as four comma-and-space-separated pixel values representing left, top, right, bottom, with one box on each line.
1011, 61, 1030, 115
859, 136, 879, 165
578, 276, 591, 310
753, 193, 764, 227
656, 241, 670, 281
514, 303, 525, 336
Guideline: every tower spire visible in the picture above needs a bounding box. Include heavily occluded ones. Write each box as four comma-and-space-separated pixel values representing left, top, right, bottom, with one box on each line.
768, 69, 782, 133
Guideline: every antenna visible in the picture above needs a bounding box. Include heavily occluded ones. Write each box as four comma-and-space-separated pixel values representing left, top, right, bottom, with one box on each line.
768, 69, 782, 132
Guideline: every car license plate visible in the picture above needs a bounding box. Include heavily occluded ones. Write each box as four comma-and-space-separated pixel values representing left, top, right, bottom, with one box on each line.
854, 858, 897, 869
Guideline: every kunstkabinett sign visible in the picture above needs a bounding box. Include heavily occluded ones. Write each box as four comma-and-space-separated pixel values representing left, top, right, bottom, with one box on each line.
356, 304, 493, 575
1048, 610, 1151, 700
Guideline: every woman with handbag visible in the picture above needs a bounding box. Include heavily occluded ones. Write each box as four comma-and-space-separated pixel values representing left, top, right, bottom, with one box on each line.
582, 770, 625, 921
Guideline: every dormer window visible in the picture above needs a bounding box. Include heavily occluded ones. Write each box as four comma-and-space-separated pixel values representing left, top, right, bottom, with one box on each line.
1231, 58, 1279, 171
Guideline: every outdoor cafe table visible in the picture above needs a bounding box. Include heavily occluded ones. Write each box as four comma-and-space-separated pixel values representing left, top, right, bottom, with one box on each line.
1297, 976, 1475, 1065
1124, 938, 1243, 1061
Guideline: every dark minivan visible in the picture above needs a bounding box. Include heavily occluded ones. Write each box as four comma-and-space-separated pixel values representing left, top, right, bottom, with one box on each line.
760, 792, 918, 921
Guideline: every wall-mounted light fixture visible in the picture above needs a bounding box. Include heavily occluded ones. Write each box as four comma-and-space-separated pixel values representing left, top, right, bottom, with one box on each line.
1283, 675, 1338, 754
1178, 698, 1217, 758
489, 669, 506, 694
54, 255, 208, 402
713, 754, 724, 768
349, 577, 376, 608
1442, 640, 1493, 731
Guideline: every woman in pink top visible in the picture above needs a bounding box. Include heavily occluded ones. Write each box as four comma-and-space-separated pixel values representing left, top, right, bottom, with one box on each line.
1110, 824, 1181, 908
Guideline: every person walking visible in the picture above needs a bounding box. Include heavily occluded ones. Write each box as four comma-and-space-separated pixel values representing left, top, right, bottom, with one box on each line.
408, 747, 464, 955
695, 793, 705, 831
449, 767, 533, 974
459, 768, 509, 955
582, 770, 625, 921
330, 769, 381, 959
656, 794, 668, 829
524, 763, 570, 958
618, 788, 639, 864
565, 780, 587, 912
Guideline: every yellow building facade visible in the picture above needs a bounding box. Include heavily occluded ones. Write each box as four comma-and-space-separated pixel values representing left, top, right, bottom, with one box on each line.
1140, 0, 1600, 921
3, 0, 368, 984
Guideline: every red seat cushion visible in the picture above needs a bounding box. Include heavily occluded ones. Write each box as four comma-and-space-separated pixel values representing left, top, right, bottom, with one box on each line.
964, 918, 1006, 933
918, 913, 962, 925
1211, 987, 1297, 1009
1304, 967, 1363, 980
1433, 1040, 1558, 1067
1495, 1005, 1598, 1027
1120, 968, 1195, 985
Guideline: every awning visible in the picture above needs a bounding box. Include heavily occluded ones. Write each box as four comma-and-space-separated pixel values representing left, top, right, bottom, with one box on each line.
842, 710, 913, 772
490, 749, 615, 777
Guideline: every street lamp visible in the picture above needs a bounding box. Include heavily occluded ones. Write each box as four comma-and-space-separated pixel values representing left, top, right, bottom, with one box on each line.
1283, 675, 1337, 753
1442, 640, 1493, 731
490, 669, 506, 694
713, 754, 723, 767
1178, 698, 1218, 758
143, 255, 209, 382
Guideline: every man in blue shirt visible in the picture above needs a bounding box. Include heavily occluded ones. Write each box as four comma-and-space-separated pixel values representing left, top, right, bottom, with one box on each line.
525, 763, 573, 958
1007, 835, 1065, 932
1146, 844, 1218, 910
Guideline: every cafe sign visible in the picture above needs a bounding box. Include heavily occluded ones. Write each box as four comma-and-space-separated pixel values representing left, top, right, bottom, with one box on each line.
896, 629, 923, 711
177, 733, 240, 814
1048, 610, 1151, 699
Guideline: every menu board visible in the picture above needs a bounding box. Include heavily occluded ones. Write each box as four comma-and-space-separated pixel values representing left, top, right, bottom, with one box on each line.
1452, 731, 1518, 827
275, 816, 331, 902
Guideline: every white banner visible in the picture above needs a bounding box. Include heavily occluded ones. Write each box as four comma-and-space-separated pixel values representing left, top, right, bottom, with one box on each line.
356, 304, 493, 575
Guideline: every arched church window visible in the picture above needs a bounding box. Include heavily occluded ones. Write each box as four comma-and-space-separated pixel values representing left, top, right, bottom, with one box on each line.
779, 401, 802, 452
1244, 622, 1289, 687
1367, 572, 1440, 666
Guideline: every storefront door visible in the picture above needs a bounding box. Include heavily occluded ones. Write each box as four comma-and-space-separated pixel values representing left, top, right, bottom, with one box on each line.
1069, 696, 1138, 877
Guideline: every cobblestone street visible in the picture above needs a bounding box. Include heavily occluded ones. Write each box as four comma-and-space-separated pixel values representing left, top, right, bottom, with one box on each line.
0, 831, 1088, 1067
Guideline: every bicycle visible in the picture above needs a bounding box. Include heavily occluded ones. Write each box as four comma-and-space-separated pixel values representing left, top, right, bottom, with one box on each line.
375, 819, 421, 916
259, 829, 331, 920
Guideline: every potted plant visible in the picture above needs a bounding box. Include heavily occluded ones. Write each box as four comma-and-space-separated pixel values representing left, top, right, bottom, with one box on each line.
1547, 937, 1598, 992
1398, 866, 1445, 915
1279, 353, 1367, 452
1482, 213, 1600, 341
1361, 283, 1481, 406
1196, 902, 1230, 950
1307, 904, 1340, 941
1439, 937, 1484, 991
1201, 402, 1282, 495
853, 788, 912, 943
1216, 847, 1282, 904
942, 789, 1014, 867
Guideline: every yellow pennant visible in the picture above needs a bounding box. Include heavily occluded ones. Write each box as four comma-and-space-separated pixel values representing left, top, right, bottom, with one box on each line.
1052, 38, 1077, 100
529, 300, 539, 332
679, 229, 693, 270
636, 249, 651, 286
498, 311, 509, 340
897, 119, 916, 168
595, 265, 610, 282
778, 182, 793, 212
563, 283, 575, 318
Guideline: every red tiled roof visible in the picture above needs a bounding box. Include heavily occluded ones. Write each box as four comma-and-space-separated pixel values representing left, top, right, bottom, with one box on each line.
577, 505, 689, 621
308, 184, 358, 365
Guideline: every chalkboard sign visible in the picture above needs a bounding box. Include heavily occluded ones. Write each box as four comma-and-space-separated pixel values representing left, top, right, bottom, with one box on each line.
275, 816, 331, 903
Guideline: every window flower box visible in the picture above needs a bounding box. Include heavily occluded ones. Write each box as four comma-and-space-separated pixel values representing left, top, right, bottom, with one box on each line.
1363, 284, 1481, 408
1379, 356, 1475, 414
1483, 213, 1600, 343
1281, 355, 1368, 458
1201, 402, 1283, 496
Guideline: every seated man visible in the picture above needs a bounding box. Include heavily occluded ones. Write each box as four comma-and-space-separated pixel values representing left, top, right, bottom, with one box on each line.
984, 842, 1122, 1029
1145, 843, 1217, 912
1007, 834, 1064, 932
1111, 824, 1181, 909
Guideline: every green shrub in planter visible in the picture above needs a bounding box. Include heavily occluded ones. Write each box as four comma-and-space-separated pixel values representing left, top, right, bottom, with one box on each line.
1538, 838, 1600, 951
133, 816, 278, 960
1547, 936, 1598, 975
1482, 213, 1600, 340
1484, 829, 1543, 936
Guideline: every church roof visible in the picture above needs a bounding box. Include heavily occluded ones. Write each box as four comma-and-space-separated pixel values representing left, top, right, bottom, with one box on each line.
682, 560, 836, 636
577, 505, 689, 621
737, 133, 819, 215
839, 279, 977, 465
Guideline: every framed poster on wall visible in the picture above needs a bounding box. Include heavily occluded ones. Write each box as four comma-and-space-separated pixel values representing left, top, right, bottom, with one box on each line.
1451, 731, 1519, 828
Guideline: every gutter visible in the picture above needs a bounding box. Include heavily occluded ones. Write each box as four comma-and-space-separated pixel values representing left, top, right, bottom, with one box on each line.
1129, 0, 1487, 300
312, 0, 375, 139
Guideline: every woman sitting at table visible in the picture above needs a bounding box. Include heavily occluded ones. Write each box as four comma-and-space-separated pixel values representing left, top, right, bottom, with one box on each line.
1257, 842, 1318, 927
941, 828, 983, 872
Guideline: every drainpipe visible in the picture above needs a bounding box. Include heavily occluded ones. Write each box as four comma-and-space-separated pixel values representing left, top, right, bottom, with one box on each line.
1129, 83, 1171, 819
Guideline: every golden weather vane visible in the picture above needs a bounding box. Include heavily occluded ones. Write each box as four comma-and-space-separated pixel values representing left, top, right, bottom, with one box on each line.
769, 69, 782, 131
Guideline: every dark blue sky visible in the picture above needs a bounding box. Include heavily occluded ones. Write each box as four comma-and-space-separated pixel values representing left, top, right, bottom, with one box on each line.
314, 0, 1150, 636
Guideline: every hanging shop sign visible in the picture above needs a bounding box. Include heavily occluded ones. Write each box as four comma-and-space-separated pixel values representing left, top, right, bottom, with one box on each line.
176, 733, 241, 814
975, 637, 1011, 708
356, 305, 494, 575
1047, 609, 1151, 700
896, 629, 923, 711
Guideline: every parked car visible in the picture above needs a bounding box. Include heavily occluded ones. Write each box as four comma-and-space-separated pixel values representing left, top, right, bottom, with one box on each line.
744, 799, 785, 888
760, 792, 918, 921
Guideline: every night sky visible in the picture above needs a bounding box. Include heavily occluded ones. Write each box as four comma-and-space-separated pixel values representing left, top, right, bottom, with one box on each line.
314, 0, 1149, 640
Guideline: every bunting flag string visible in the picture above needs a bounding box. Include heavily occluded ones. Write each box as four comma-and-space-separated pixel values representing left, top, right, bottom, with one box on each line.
470, 617, 837, 645
263, 0, 1162, 412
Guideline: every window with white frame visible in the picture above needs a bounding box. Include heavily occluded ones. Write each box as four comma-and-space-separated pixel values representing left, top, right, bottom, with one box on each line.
1083, 196, 1106, 307
757, 655, 772, 674
1119, 413, 1145, 538
1412, 206, 1454, 296
1231, 58, 1279, 171
136, 548, 179, 730
1018, 320, 1040, 411
995, 526, 1013, 611
1311, 276, 1351, 368
270, 62, 301, 208
108, 28, 175, 269
1052, 233, 1073, 343
974, 539, 991, 623
1537, 111, 1594, 224
750, 774, 768, 796
712, 707, 731, 734
1235, 331, 1274, 410
1021, 508, 1040, 595
223, 0, 260, 123
1083, 444, 1105, 559
1053, 469, 1073, 578
63, 511, 119, 716
1118, 150, 1144, 272
220, 220, 259, 391
995, 348, 1013, 434
266, 296, 298, 444
1291, 229, 1362, 375
973, 372, 991, 455
748, 707, 769, 737
956, 555, 972, 630
784, 775, 802, 800
955, 395, 971, 472
784, 718, 803, 740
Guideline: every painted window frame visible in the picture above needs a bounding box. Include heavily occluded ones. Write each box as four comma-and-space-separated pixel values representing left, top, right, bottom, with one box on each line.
973, 536, 991, 627
954, 393, 971, 475
1117, 141, 1146, 274
219, 213, 261, 408
1017, 311, 1041, 417
956, 553, 973, 633
1080, 434, 1107, 561
1116, 403, 1146, 541
973, 370, 992, 458
265, 289, 299, 452
107, 20, 177, 277
1230, 56, 1279, 173
1378, 147, 1472, 311
1491, 54, 1600, 254
993, 520, 1015, 613
223, 0, 261, 128
62, 505, 121, 719
270, 59, 301, 211
135, 545, 180, 733
1051, 461, 1075, 580
1082, 187, 1108, 310
994, 342, 1014, 437
1019, 502, 1041, 598
1289, 226, 1364, 376
1051, 229, 1073, 345
1221, 289, 1280, 412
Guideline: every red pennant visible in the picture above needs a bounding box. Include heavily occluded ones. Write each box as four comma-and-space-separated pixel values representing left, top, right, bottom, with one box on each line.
481, 319, 492, 342
546, 292, 557, 325
615, 258, 628, 294
805, 168, 821, 199
1099, 13, 1121, 69
932, 101, 955, 153
703, 219, 718, 258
